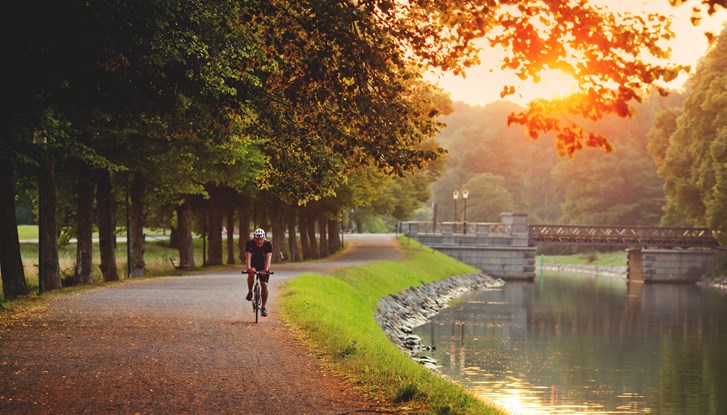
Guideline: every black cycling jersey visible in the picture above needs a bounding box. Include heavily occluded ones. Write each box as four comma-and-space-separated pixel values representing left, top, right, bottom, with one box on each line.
245, 239, 272, 270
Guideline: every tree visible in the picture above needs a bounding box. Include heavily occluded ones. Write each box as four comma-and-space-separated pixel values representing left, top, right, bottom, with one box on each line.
0, 157, 29, 299
461, 173, 516, 222
658, 26, 727, 242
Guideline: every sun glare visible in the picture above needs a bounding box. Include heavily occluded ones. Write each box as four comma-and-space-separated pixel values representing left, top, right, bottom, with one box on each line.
428, 0, 727, 107
524, 69, 580, 101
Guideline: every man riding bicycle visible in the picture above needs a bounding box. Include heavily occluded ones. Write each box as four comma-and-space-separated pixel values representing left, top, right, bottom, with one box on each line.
245, 228, 273, 317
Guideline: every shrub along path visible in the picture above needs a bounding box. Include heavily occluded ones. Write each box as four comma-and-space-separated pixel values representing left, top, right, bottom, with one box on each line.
0, 234, 403, 414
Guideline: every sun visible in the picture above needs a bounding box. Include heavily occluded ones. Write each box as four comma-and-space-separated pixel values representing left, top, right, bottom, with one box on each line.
520, 69, 580, 102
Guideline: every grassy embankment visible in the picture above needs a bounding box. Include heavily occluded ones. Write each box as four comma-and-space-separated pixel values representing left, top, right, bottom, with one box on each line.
279, 237, 506, 415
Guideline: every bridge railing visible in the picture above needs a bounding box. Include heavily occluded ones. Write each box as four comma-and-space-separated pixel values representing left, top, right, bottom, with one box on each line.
399, 221, 512, 236
528, 224, 720, 248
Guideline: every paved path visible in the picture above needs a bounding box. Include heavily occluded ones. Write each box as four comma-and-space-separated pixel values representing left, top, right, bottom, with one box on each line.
0, 234, 403, 414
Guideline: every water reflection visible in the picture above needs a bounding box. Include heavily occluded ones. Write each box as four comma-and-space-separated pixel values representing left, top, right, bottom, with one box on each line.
413, 273, 727, 414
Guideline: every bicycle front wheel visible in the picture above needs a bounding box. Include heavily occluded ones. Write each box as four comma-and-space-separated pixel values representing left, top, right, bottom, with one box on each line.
253, 287, 261, 323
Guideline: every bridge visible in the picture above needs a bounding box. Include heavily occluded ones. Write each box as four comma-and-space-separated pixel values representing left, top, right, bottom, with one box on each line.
401, 213, 721, 283
529, 224, 719, 248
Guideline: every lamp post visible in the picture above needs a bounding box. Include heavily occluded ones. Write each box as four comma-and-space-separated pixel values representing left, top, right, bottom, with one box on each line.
453, 190, 459, 225
462, 188, 469, 234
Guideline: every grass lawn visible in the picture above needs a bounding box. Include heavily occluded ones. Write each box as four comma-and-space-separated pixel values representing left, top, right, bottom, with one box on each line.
16, 225, 170, 240
17, 225, 38, 240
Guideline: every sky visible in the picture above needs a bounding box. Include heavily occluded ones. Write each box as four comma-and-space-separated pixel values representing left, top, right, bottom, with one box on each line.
426, 0, 727, 106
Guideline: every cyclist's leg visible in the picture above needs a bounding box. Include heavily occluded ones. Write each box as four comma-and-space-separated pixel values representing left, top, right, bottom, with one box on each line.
261, 281, 268, 308
246, 271, 255, 292
246, 271, 255, 301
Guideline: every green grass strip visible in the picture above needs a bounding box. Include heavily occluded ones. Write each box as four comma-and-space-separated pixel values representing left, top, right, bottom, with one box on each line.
279, 237, 506, 415
543, 250, 627, 266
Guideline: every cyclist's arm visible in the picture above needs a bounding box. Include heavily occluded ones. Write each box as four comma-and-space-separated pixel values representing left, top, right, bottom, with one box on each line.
245, 251, 253, 270
264, 252, 272, 271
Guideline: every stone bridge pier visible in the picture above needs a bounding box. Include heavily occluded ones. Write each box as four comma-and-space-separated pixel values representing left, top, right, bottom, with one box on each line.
627, 248, 717, 283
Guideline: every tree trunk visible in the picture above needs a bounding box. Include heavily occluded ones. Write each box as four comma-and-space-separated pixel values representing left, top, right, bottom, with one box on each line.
40, 154, 61, 290
298, 208, 311, 261
75, 163, 94, 285
176, 199, 195, 268
356, 218, 363, 233
327, 218, 341, 254
237, 206, 250, 263
270, 201, 286, 263
318, 215, 328, 258
287, 208, 300, 262
226, 197, 235, 265
129, 172, 145, 277
0, 156, 29, 299
169, 224, 180, 249
96, 169, 119, 281
206, 189, 223, 266
306, 208, 318, 259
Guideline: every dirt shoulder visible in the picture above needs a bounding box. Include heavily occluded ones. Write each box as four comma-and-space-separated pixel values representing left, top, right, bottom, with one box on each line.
0, 234, 403, 414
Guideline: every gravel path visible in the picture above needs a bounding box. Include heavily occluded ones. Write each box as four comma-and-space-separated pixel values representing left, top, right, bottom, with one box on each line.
0, 234, 403, 414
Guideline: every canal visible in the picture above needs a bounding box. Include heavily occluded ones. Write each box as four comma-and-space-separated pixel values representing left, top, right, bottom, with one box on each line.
413, 272, 727, 414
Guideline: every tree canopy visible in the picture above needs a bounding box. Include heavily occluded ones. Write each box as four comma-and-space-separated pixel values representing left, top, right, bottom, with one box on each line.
654, 25, 727, 242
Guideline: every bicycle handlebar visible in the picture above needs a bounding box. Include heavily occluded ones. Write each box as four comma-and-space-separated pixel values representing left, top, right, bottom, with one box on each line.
242, 269, 274, 275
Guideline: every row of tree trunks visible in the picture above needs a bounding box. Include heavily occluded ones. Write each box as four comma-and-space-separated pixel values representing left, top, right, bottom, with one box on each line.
1, 158, 344, 299
0, 155, 29, 299
199, 194, 343, 267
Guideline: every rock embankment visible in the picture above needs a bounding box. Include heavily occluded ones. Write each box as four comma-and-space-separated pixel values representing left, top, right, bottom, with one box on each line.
375, 273, 504, 368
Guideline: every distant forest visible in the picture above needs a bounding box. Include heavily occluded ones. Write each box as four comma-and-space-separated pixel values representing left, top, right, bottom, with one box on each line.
424, 94, 685, 226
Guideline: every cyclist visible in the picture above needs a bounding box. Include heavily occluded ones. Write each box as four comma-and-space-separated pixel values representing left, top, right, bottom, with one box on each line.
245, 228, 273, 317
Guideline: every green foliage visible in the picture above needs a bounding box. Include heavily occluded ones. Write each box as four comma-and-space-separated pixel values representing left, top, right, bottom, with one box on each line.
280, 238, 505, 414
657, 26, 727, 242
553, 136, 665, 226
461, 173, 515, 222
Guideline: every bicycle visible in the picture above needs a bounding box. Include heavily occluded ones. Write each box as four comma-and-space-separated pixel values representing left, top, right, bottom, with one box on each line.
249, 270, 272, 323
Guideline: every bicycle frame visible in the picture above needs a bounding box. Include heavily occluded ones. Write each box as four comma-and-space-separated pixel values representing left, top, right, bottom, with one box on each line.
250, 271, 272, 323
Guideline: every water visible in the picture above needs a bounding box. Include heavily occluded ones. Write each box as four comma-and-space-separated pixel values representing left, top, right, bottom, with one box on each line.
413, 273, 727, 415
